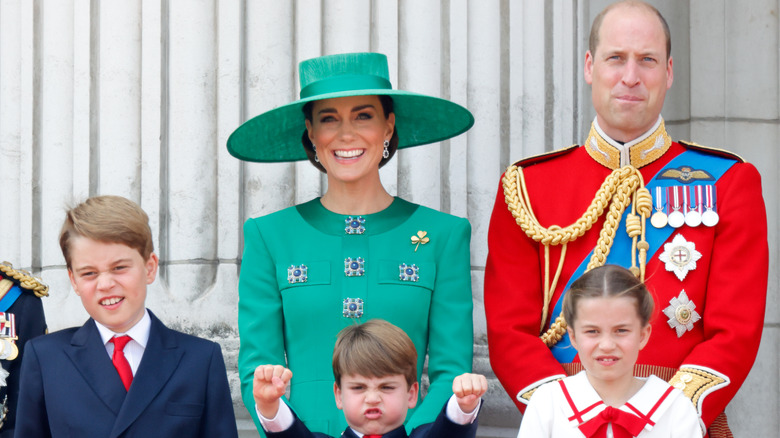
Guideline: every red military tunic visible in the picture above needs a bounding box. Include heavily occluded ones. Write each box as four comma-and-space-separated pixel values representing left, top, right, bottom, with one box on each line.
484, 118, 768, 437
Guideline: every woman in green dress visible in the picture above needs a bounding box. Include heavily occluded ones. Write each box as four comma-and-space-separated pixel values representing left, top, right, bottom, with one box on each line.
228, 52, 475, 437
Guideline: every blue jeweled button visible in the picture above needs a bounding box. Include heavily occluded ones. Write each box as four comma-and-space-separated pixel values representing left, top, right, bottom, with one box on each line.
287, 264, 308, 284
343, 297, 364, 318
345, 216, 366, 235
399, 263, 419, 282
344, 257, 365, 277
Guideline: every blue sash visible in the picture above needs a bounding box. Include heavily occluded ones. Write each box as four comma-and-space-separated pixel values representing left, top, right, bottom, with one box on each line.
0, 284, 22, 312
550, 150, 737, 362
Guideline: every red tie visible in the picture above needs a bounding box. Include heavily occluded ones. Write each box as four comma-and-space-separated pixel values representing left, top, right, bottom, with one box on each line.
109, 335, 134, 391
578, 406, 647, 438
364, 436, 383, 438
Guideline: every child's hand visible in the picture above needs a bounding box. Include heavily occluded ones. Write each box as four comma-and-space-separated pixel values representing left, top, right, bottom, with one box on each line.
252, 364, 293, 419
452, 373, 488, 413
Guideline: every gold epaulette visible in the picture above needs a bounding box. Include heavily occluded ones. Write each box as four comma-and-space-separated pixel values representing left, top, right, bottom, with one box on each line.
511, 145, 579, 169
669, 366, 730, 415
517, 375, 565, 404
0, 262, 49, 298
679, 140, 745, 163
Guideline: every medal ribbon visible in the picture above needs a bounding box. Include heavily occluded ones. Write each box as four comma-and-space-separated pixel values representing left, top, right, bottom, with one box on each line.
693, 186, 703, 215
654, 186, 664, 212
550, 150, 737, 362
705, 185, 716, 210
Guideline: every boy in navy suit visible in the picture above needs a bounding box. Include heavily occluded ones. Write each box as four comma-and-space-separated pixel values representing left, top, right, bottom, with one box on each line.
15, 195, 238, 437
253, 319, 486, 438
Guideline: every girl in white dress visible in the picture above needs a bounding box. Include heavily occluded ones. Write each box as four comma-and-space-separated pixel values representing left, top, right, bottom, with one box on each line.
517, 265, 701, 438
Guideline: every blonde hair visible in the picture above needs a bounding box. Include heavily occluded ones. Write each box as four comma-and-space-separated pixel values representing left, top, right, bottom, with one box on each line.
332, 319, 417, 388
59, 195, 154, 269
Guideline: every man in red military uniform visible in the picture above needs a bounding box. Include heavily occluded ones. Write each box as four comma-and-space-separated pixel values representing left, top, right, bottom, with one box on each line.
484, 2, 768, 437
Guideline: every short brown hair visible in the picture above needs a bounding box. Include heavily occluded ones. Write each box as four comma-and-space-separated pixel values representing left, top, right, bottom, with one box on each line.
589, 1, 671, 61
332, 319, 417, 389
302, 95, 399, 173
563, 264, 655, 328
59, 195, 154, 269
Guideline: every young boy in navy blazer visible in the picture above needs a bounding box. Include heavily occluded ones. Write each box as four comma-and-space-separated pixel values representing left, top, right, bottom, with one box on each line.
15, 195, 238, 437
253, 319, 486, 438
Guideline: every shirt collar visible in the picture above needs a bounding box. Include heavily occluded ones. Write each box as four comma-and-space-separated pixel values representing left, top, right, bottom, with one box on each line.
584, 116, 671, 169
95, 309, 151, 349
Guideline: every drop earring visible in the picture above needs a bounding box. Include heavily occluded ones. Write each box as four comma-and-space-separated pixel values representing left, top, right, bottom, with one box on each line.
382, 140, 390, 159
313, 144, 319, 163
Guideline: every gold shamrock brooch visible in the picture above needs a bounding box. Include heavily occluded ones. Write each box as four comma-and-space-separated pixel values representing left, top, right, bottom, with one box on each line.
411, 231, 430, 252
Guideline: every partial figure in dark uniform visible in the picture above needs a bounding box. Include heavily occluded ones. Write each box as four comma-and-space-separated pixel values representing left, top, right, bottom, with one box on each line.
0, 262, 47, 438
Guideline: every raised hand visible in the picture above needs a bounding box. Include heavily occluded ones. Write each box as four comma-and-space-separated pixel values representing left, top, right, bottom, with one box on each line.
452, 373, 488, 414
253, 364, 293, 419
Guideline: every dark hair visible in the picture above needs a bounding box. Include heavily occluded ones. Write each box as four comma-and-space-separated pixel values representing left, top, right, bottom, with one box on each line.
59, 195, 154, 269
562, 264, 655, 328
332, 319, 417, 389
301, 95, 399, 173
589, 1, 671, 61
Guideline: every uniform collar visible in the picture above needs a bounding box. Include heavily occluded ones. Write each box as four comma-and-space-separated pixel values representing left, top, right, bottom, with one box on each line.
584, 116, 671, 169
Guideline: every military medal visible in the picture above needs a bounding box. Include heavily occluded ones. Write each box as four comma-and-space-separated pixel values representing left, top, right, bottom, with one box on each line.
658, 234, 702, 281
662, 290, 701, 337
650, 186, 668, 228
0, 313, 17, 360
667, 186, 685, 228
0, 340, 17, 361
684, 185, 702, 227
701, 185, 719, 227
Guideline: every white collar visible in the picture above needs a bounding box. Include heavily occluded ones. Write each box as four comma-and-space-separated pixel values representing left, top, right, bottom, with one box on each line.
560, 371, 683, 433
95, 309, 151, 349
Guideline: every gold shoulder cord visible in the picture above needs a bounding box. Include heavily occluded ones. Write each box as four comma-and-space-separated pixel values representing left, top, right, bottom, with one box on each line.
502, 164, 652, 346
0, 262, 49, 298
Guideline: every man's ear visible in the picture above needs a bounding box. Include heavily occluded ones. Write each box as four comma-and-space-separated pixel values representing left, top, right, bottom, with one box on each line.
584, 50, 594, 85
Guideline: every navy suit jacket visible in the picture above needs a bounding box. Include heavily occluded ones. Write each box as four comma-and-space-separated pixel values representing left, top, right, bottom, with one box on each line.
14, 310, 238, 438
265, 403, 479, 438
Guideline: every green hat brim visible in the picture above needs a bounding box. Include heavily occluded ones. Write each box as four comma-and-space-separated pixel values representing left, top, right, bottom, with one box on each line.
227, 89, 474, 163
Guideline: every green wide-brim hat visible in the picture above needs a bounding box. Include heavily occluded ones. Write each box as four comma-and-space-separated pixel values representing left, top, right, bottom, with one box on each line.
227, 52, 475, 163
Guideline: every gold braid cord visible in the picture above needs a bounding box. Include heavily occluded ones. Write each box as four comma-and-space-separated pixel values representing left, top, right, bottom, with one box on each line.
502, 164, 652, 346
0, 262, 49, 298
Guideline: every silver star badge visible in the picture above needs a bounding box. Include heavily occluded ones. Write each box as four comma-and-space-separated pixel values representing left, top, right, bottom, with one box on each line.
663, 290, 701, 337
658, 234, 702, 281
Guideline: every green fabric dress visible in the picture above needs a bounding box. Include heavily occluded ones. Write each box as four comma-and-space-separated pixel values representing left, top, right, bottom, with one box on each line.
238, 197, 474, 436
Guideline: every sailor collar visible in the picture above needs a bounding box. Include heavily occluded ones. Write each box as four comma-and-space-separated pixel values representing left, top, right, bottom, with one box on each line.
585, 116, 672, 169
560, 371, 683, 433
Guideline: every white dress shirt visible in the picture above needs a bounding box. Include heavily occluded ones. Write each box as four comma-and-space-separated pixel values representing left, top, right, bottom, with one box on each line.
95, 309, 151, 376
